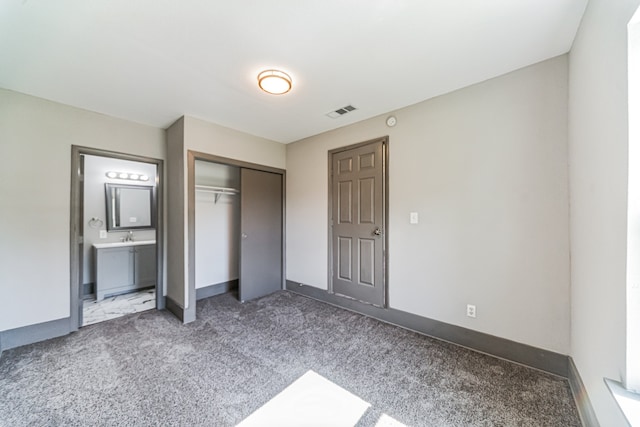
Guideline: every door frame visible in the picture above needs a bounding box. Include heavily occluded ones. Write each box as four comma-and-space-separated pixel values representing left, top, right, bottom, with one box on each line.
327, 136, 389, 307
69, 145, 165, 330
186, 150, 286, 314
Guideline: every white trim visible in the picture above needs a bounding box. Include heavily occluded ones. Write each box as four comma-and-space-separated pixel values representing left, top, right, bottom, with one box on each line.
626, 6, 640, 393
606, 378, 638, 426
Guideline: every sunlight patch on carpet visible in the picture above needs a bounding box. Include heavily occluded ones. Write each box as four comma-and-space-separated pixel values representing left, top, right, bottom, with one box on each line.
375, 413, 407, 426
237, 370, 371, 427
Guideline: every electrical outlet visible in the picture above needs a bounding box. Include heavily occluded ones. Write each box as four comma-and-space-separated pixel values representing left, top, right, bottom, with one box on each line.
410, 212, 419, 224
466, 304, 476, 318
99, 230, 107, 239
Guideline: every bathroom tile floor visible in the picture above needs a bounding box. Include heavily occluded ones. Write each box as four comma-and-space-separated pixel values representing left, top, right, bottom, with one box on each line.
82, 288, 155, 326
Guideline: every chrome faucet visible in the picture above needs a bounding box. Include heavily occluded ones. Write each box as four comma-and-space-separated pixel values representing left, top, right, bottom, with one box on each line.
123, 231, 134, 242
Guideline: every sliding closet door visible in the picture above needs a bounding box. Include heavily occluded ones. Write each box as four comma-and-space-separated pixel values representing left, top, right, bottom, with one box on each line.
239, 168, 283, 301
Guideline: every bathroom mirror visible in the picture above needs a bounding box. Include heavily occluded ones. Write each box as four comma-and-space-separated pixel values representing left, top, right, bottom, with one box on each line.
105, 183, 156, 231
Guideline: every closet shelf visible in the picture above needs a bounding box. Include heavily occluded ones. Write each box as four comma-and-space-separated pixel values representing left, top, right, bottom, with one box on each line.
195, 185, 239, 203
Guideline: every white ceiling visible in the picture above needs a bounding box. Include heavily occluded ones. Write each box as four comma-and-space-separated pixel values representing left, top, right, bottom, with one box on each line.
0, 1, 587, 143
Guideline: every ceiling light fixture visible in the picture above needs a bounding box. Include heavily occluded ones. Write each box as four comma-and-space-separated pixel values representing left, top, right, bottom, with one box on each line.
257, 69, 292, 95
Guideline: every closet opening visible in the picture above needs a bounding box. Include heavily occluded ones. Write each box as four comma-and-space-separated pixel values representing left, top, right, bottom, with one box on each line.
194, 161, 241, 300
188, 151, 285, 315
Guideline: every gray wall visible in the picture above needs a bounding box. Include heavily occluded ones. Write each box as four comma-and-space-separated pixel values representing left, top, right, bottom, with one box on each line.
166, 117, 186, 308
568, 0, 640, 424
0, 88, 165, 332
166, 115, 285, 311
286, 55, 570, 354
195, 161, 239, 289
185, 116, 286, 169
82, 155, 156, 286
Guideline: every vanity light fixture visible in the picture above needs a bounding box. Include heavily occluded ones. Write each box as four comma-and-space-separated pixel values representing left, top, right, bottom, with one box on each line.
105, 171, 150, 182
257, 69, 292, 95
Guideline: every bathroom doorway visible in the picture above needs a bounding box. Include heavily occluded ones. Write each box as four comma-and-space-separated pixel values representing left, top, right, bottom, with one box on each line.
70, 146, 164, 330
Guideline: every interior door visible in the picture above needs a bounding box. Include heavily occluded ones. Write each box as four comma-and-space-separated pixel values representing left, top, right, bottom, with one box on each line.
239, 168, 283, 301
331, 140, 385, 307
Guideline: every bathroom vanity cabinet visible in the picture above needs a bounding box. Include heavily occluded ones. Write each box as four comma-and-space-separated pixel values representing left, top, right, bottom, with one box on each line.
94, 241, 156, 301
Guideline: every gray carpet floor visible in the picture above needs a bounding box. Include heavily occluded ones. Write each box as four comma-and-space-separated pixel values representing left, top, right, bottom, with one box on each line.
0, 291, 581, 426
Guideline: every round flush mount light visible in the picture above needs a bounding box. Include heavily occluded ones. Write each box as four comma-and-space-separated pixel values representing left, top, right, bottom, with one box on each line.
257, 69, 292, 95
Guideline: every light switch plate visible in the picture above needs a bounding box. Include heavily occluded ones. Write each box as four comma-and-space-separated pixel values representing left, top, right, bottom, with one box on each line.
99, 230, 107, 239
410, 212, 419, 224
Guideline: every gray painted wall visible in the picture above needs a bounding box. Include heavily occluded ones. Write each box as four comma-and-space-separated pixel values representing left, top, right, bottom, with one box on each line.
185, 116, 286, 170
286, 55, 570, 354
195, 161, 239, 289
166, 117, 187, 308
568, 0, 640, 425
165, 115, 285, 312
82, 155, 156, 286
0, 88, 165, 332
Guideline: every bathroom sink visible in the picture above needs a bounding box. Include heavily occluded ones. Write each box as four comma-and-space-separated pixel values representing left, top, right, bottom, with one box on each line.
93, 240, 156, 249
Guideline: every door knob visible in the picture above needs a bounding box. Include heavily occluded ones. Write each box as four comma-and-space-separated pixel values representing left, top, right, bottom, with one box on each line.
373, 228, 382, 236
241, 233, 248, 239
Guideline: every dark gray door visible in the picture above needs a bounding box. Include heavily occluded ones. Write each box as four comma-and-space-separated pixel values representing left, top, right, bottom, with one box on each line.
331, 140, 385, 306
239, 168, 283, 301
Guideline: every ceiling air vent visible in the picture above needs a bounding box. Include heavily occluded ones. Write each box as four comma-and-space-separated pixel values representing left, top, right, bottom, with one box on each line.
326, 105, 357, 119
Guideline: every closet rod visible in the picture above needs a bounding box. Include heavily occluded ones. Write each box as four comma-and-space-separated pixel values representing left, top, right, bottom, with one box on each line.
195, 185, 239, 203
195, 184, 239, 194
